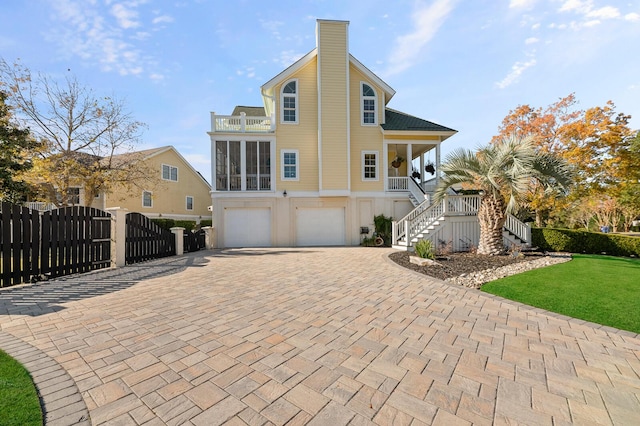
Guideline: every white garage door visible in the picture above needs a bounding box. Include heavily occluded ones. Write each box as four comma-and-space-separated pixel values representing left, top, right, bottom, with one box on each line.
296, 207, 345, 246
224, 208, 271, 247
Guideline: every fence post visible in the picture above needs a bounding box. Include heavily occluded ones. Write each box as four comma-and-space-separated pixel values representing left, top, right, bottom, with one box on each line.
171, 227, 185, 255
106, 207, 128, 267
202, 226, 216, 249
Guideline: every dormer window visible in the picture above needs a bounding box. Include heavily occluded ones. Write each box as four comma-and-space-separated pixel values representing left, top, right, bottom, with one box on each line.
281, 80, 298, 124
361, 83, 377, 125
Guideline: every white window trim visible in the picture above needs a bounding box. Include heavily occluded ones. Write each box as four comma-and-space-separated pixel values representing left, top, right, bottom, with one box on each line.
161, 164, 178, 182
360, 81, 377, 126
142, 190, 153, 208
186, 195, 194, 211
280, 78, 299, 125
361, 150, 379, 181
281, 149, 299, 181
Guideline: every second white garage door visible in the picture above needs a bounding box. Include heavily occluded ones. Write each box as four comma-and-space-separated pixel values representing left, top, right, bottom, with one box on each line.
224, 208, 271, 247
296, 207, 345, 246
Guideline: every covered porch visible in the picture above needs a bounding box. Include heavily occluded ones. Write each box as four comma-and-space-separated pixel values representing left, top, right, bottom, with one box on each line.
384, 139, 442, 206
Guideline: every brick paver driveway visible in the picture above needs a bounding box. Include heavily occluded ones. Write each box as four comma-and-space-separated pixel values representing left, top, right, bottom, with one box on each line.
1, 247, 640, 425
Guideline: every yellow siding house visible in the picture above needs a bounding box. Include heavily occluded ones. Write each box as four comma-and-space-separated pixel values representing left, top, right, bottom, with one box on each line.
208, 20, 457, 248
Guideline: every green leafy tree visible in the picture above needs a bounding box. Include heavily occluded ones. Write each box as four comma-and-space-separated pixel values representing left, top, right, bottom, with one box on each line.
0, 91, 37, 202
434, 135, 572, 255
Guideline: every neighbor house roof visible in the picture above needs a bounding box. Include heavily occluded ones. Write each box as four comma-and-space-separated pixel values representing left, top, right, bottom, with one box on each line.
231, 106, 266, 116
382, 108, 457, 133
108, 146, 211, 186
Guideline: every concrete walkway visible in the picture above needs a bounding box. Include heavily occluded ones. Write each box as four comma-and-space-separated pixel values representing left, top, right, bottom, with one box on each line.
1, 248, 639, 425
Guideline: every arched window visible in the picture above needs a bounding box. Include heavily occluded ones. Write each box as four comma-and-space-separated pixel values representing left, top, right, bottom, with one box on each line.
361, 83, 377, 125
281, 80, 298, 124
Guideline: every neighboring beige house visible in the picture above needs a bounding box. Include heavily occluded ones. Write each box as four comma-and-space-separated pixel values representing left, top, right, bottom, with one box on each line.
208, 19, 531, 249
101, 146, 211, 222
29, 146, 212, 223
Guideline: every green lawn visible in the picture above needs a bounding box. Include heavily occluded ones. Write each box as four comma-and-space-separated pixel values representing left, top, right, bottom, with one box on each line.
0, 350, 43, 426
482, 254, 640, 334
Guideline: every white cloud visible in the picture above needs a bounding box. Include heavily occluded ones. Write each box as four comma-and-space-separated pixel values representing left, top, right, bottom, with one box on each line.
275, 50, 305, 68
495, 57, 537, 89
624, 12, 640, 22
152, 15, 174, 25
525, 37, 539, 44
509, 0, 536, 9
558, 0, 593, 14
385, 0, 458, 76
45, 0, 167, 80
111, 3, 140, 29
586, 6, 620, 19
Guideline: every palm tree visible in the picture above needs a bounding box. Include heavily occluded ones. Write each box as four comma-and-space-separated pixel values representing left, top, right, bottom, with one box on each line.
434, 134, 572, 255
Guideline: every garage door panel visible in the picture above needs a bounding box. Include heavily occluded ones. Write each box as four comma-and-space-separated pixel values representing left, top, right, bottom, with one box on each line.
296, 207, 345, 246
224, 208, 271, 247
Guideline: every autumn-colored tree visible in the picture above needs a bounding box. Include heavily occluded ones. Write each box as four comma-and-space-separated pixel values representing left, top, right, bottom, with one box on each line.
494, 95, 638, 228
561, 102, 635, 199
0, 59, 156, 207
493, 94, 581, 226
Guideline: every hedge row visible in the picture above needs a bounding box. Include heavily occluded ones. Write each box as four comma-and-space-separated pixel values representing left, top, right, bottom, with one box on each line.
532, 228, 640, 257
151, 218, 212, 232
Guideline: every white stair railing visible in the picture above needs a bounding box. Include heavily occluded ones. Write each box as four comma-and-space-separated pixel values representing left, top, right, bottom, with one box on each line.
504, 214, 531, 244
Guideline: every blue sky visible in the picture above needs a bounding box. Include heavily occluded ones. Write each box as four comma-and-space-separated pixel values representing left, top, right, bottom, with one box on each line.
2, 0, 639, 183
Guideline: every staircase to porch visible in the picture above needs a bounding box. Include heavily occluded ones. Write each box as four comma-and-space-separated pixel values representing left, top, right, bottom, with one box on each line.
392, 195, 532, 251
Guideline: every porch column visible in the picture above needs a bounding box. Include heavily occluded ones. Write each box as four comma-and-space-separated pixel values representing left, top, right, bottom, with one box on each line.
436, 139, 441, 186
420, 154, 425, 184
406, 144, 413, 177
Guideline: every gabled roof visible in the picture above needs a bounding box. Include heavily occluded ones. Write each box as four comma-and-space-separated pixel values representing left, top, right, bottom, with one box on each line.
260, 50, 395, 104
231, 106, 266, 116
382, 108, 457, 134
111, 146, 211, 187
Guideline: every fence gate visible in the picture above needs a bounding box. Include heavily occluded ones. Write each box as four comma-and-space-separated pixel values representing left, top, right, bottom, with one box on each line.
125, 213, 176, 264
184, 229, 206, 253
1, 202, 112, 287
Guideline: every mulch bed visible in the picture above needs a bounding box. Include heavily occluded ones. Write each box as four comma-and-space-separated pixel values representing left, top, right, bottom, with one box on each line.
388, 251, 544, 281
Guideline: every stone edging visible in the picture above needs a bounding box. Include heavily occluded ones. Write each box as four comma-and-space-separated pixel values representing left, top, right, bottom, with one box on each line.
0, 331, 91, 425
445, 252, 573, 289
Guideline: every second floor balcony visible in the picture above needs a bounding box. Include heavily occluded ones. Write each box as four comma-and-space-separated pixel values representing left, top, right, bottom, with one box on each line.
210, 112, 275, 133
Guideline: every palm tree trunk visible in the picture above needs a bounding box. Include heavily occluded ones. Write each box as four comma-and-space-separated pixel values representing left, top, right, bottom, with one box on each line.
477, 194, 507, 255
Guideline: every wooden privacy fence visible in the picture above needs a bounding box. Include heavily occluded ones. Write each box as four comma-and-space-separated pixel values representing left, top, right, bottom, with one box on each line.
125, 212, 176, 264
1, 202, 111, 288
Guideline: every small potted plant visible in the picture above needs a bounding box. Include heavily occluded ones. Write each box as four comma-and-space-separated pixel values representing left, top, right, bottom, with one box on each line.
425, 162, 435, 175
391, 156, 405, 168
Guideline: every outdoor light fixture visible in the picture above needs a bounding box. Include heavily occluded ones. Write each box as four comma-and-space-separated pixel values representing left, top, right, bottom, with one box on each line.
283, 190, 287, 197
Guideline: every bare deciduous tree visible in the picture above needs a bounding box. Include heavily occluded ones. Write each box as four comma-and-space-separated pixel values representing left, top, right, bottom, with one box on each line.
0, 58, 157, 206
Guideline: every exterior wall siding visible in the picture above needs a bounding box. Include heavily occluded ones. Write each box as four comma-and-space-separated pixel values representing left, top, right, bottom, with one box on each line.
349, 66, 384, 193
274, 58, 319, 192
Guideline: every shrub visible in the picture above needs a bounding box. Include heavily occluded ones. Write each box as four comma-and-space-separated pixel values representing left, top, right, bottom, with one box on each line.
532, 228, 640, 257
200, 219, 212, 227
151, 218, 176, 231
415, 239, 435, 259
150, 219, 197, 232
373, 214, 393, 247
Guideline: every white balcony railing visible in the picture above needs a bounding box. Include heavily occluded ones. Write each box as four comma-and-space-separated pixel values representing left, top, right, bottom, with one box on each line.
210, 112, 275, 133
388, 176, 409, 191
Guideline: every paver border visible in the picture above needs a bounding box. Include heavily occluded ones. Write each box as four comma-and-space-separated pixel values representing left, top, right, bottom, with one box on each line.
0, 331, 91, 425
383, 251, 640, 339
